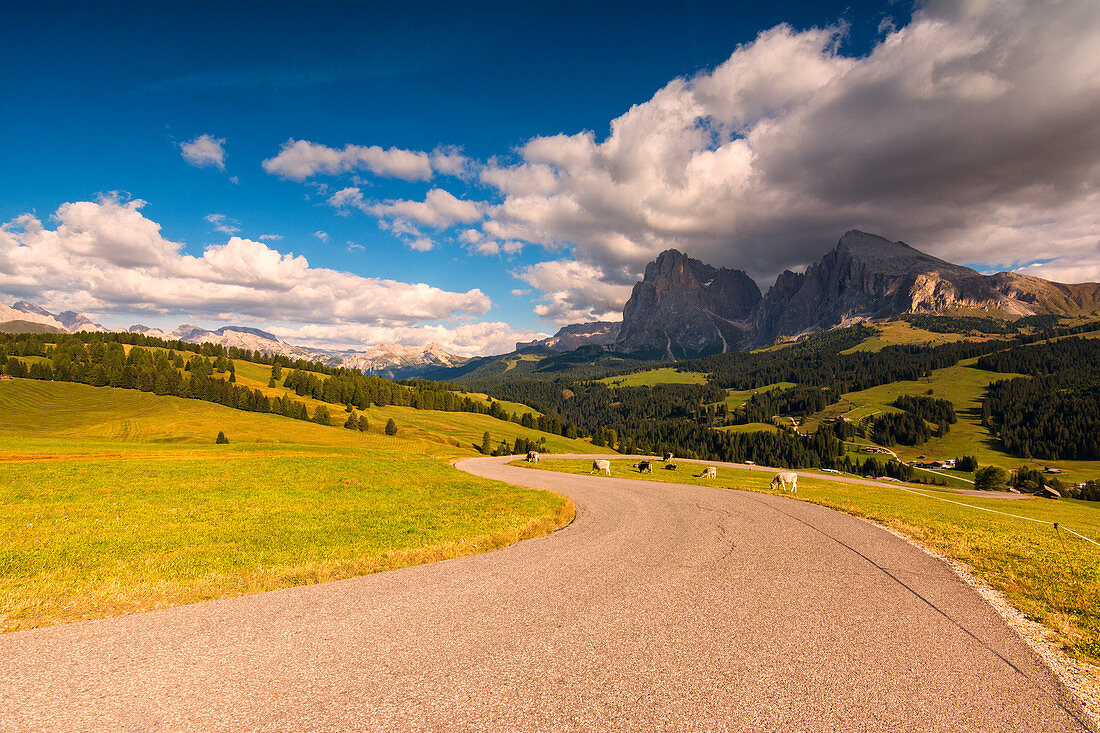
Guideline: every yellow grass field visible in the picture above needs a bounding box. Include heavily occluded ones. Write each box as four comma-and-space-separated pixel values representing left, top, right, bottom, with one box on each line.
0, 378, 592, 631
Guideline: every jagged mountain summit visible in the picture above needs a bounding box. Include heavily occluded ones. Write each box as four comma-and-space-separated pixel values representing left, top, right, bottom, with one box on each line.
747, 230, 1100, 347
516, 321, 621, 353
616, 249, 761, 359
0, 302, 467, 376
579, 231, 1100, 359
6, 302, 106, 333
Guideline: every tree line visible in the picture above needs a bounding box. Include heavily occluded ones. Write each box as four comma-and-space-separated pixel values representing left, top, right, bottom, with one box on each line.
979, 337, 1100, 460
0, 333, 581, 440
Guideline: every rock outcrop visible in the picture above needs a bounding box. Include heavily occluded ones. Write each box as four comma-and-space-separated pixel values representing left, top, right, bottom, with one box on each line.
606, 231, 1100, 356
615, 249, 761, 359
516, 322, 621, 353
745, 230, 1100, 346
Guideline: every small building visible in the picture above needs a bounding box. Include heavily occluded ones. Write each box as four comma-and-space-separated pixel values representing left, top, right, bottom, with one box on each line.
1034, 486, 1062, 499
0, 375, 12, 381
1043, 466, 1066, 475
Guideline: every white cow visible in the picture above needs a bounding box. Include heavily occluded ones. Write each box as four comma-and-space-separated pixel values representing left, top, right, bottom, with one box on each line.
697, 466, 717, 479
663, 452, 675, 462
771, 471, 798, 493
591, 459, 611, 476
526, 451, 539, 463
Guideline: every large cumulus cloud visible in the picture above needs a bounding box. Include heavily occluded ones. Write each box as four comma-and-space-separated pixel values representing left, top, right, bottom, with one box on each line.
482, 0, 1100, 297
0, 195, 537, 354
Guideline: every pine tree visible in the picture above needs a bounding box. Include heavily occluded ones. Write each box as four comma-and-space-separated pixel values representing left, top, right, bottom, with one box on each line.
344, 412, 358, 429
481, 430, 491, 454
385, 418, 398, 435
312, 405, 332, 426
358, 415, 369, 432
215, 431, 229, 444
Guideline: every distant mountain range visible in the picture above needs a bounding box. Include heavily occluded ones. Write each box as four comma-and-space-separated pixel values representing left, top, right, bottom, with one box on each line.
0, 305, 468, 377
6, 229, 1099, 374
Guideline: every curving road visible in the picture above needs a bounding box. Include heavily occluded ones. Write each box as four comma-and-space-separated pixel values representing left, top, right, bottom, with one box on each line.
0, 455, 1094, 732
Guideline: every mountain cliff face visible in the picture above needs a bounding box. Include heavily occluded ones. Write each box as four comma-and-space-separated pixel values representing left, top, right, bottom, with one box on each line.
605, 231, 1100, 356
748, 230, 1005, 346
616, 249, 761, 359
746, 230, 1100, 346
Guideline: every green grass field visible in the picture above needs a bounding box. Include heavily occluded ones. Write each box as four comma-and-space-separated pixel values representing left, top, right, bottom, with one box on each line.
830, 358, 1100, 482
514, 458, 1100, 662
0, 378, 587, 631
718, 422, 781, 433
598, 367, 708, 388
710, 382, 796, 410
460, 391, 542, 419
840, 320, 1001, 353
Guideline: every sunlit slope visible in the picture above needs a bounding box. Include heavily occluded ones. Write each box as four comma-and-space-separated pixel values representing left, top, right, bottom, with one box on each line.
0, 378, 597, 455
0, 377, 583, 631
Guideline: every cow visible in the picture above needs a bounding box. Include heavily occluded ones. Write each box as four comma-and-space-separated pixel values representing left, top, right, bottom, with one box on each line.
526, 451, 539, 463
664, 463, 677, 471
632, 460, 652, 474
696, 466, 717, 479
771, 471, 798, 493
663, 452, 674, 462
591, 459, 611, 476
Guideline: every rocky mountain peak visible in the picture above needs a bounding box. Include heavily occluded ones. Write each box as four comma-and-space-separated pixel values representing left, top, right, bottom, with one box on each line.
616, 250, 761, 359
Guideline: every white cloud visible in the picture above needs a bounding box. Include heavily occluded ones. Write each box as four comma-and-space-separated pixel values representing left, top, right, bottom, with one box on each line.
258, 234, 283, 241
458, 229, 523, 257
512, 259, 632, 324
479, 0, 1100, 291
406, 237, 435, 252
364, 189, 484, 229
204, 213, 240, 235
510, 288, 531, 297
328, 187, 364, 209
262, 139, 433, 181
0, 196, 491, 329
430, 146, 472, 178
272, 321, 548, 357
180, 135, 226, 170
313, 230, 329, 242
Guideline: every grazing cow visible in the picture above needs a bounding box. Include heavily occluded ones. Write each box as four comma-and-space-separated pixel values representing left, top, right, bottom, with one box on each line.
632, 460, 652, 474
771, 471, 798, 493
664, 463, 677, 471
591, 459, 611, 476
696, 466, 717, 479
526, 451, 539, 463
663, 452, 674, 462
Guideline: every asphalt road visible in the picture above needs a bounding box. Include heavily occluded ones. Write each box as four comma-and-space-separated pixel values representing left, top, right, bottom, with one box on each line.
0, 455, 1093, 732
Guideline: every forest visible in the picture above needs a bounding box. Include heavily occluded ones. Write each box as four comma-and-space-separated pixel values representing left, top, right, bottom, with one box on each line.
979, 337, 1100, 460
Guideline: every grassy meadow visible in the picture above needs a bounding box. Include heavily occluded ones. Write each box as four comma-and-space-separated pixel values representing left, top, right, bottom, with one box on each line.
710, 382, 796, 411
0, 377, 589, 631
599, 367, 708, 388
514, 458, 1100, 662
840, 320, 998, 353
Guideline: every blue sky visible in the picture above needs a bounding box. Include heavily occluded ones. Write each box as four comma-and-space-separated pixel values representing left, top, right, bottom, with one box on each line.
2, 1, 1099, 354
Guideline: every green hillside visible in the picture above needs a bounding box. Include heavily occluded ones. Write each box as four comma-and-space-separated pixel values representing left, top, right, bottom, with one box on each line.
0, 378, 591, 632
598, 367, 707, 388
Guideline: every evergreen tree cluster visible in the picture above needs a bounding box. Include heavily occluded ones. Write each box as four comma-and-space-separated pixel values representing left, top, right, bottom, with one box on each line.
892, 394, 956, 435
982, 375, 1100, 459
979, 337, 1100, 460
870, 412, 932, 447
734, 385, 838, 425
